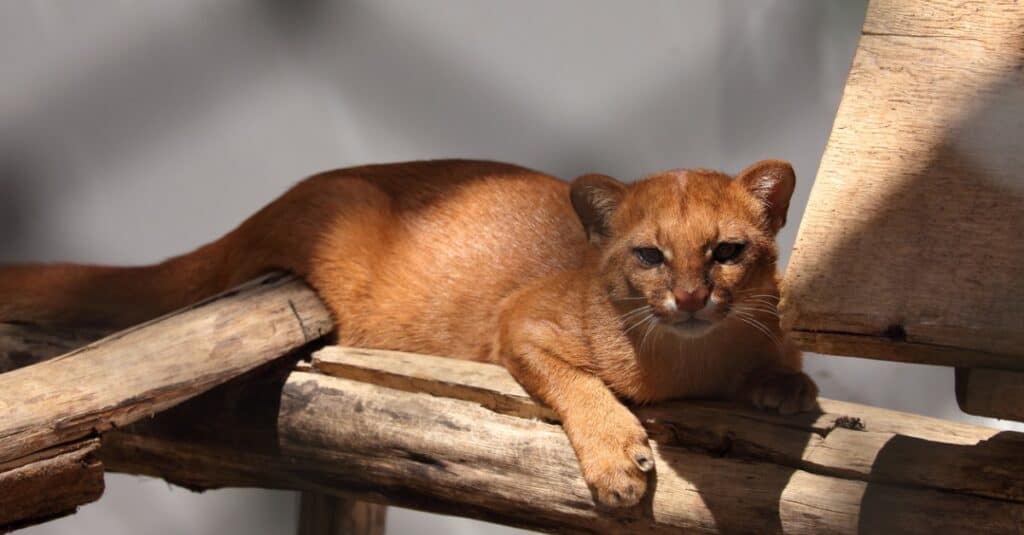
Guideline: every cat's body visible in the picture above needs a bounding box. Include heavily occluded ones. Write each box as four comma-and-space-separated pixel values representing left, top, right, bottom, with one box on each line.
0, 158, 816, 507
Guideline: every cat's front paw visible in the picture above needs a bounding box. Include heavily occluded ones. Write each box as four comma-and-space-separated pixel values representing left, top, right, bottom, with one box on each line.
571, 415, 654, 508
742, 368, 818, 415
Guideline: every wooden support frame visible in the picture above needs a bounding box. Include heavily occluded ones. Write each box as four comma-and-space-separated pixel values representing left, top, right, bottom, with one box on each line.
1, 274, 1022, 532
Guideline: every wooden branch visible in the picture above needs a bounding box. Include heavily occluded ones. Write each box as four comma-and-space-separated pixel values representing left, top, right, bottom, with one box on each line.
312, 348, 1024, 504
277, 368, 1024, 533
0, 271, 332, 465
94, 346, 1024, 534
957, 368, 1024, 422
0, 439, 104, 530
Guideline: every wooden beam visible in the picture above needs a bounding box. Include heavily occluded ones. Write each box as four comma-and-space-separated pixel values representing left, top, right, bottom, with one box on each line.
273, 369, 1024, 533
782, 0, 1024, 369
91, 346, 1024, 534
956, 368, 1024, 423
313, 347, 1024, 504
0, 272, 332, 465
0, 439, 104, 531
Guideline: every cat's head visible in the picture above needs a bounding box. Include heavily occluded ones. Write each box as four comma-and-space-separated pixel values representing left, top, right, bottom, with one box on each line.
570, 160, 795, 338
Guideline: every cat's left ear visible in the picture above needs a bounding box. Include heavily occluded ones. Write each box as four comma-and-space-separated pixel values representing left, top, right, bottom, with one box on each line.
736, 159, 795, 234
570, 173, 627, 244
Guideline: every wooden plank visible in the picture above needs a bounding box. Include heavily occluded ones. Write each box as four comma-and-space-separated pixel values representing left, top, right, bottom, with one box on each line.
0, 272, 332, 464
957, 367, 1024, 422
313, 347, 1024, 503
0, 439, 104, 530
782, 0, 1024, 368
297, 493, 386, 535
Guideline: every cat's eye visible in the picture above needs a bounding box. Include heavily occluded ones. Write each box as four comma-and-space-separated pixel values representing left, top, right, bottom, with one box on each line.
634, 247, 665, 267
712, 242, 745, 263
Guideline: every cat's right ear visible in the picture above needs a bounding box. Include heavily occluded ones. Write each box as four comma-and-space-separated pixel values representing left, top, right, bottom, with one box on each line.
570, 174, 627, 244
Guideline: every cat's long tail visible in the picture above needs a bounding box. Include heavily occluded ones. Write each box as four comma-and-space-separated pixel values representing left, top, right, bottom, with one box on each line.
0, 177, 332, 330
0, 237, 256, 329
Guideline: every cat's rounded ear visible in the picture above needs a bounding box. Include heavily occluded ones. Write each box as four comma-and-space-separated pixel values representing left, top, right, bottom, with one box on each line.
736, 160, 796, 234
570, 173, 627, 244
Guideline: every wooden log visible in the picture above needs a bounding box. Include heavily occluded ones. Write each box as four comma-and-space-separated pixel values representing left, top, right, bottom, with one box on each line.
956, 367, 1024, 423
0, 272, 332, 465
0, 439, 104, 530
782, 0, 1024, 370
92, 345, 1024, 534
313, 347, 1024, 503
297, 492, 386, 535
277, 370, 1024, 534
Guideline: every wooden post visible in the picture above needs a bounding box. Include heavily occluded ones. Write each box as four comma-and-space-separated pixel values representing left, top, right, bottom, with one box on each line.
297, 492, 386, 535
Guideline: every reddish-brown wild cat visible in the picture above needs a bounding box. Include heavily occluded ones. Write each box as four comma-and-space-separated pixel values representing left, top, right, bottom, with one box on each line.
0, 159, 817, 507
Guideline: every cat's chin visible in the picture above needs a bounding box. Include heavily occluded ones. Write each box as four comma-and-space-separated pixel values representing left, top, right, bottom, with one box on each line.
663, 317, 716, 338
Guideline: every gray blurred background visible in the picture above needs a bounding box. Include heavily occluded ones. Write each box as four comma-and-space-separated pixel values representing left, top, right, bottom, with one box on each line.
5, 1, 1019, 534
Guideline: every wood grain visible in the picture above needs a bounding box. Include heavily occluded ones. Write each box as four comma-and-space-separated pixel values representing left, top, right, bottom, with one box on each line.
782, 0, 1024, 369
0, 272, 332, 465
0, 439, 104, 531
314, 347, 1024, 503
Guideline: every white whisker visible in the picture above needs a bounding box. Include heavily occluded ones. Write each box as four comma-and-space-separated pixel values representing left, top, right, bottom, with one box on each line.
623, 313, 654, 335
733, 309, 778, 352
732, 311, 783, 353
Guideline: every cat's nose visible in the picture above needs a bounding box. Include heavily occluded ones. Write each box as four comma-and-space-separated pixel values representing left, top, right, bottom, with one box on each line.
672, 286, 709, 312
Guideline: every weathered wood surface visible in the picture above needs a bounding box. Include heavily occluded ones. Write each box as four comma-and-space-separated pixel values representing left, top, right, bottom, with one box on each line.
0, 272, 332, 465
94, 345, 1024, 534
0, 439, 104, 531
782, 0, 1024, 370
314, 347, 1024, 504
957, 367, 1024, 422
276, 368, 1024, 533
297, 492, 386, 535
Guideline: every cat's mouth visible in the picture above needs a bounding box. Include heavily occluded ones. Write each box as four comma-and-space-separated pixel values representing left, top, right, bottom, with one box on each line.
664, 316, 715, 337
672, 317, 711, 327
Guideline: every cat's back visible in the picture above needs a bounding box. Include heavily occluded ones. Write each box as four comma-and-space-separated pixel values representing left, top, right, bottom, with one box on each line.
303, 159, 589, 360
